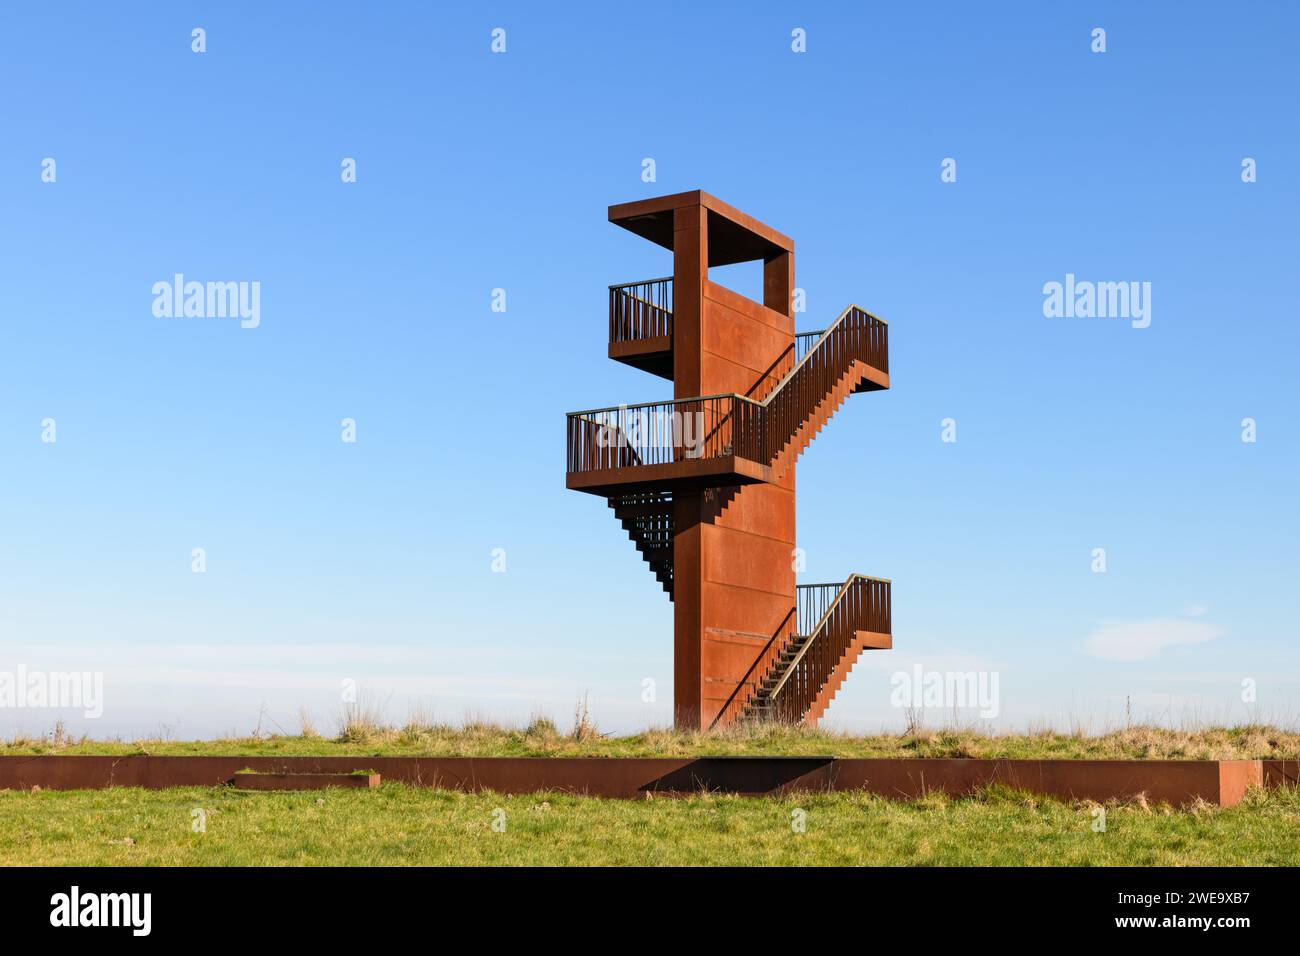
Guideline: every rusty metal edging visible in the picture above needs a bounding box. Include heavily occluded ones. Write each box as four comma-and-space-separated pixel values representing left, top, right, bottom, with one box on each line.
0, 755, 1286, 807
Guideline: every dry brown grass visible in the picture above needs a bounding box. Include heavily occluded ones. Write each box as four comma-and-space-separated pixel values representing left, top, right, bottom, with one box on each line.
4, 716, 1298, 760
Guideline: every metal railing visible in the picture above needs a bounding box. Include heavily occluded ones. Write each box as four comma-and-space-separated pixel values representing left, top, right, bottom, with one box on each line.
765, 574, 891, 723
794, 330, 824, 365
566, 393, 764, 474
795, 582, 840, 637
760, 306, 887, 472
568, 304, 887, 478
609, 277, 673, 343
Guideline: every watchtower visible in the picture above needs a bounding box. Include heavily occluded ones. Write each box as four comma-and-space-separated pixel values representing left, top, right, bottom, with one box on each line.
566, 190, 892, 729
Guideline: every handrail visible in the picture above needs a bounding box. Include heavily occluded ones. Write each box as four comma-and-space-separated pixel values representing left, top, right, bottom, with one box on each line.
610, 277, 673, 343
571, 306, 885, 419
795, 581, 840, 635
794, 330, 824, 365
796, 575, 891, 586
768, 573, 890, 704
584, 304, 886, 417
609, 276, 674, 290
761, 304, 886, 406
769, 575, 857, 702
569, 303, 887, 476
565, 394, 767, 473
566, 392, 760, 420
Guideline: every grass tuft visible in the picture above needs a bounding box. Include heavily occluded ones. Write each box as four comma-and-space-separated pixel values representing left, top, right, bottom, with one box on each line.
336, 700, 385, 744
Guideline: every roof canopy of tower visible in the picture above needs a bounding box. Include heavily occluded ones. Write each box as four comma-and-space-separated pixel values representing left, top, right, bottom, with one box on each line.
608, 190, 794, 267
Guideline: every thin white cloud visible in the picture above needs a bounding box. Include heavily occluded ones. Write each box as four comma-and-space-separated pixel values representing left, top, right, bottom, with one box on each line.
1084, 618, 1225, 662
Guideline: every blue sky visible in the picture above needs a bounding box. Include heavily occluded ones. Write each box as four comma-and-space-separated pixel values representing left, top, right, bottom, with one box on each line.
1, 2, 1297, 739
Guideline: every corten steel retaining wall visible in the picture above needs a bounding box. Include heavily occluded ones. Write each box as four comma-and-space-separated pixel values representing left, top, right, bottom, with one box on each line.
0, 756, 832, 798
0, 755, 1281, 806
1264, 760, 1299, 788
830, 759, 1263, 807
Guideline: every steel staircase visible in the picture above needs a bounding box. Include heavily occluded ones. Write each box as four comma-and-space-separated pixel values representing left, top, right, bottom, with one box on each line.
609, 492, 675, 598
567, 304, 887, 488
590, 306, 888, 609
742, 574, 892, 724
755, 304, 888, 482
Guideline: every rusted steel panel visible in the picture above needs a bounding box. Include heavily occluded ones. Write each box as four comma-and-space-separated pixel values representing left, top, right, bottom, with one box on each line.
0, 756, 1269, 806
1218, 760, 1264, 806
0, 756, 829, 798
830, 759, 1263, 807
608, 190, 795, 263
1263, 760, 1299, 788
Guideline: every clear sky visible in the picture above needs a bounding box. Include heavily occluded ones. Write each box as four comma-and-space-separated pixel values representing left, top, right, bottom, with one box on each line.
2, 2, 1297, 740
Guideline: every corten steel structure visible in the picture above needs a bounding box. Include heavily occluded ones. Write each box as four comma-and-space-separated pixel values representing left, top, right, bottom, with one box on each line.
566, 190, 892, 730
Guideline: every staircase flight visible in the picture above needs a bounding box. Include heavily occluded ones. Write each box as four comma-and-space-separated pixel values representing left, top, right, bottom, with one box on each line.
609, 492, 674, 598
757, 304, 888, 481
566, 304, 888, 487
743, 575, 892, 724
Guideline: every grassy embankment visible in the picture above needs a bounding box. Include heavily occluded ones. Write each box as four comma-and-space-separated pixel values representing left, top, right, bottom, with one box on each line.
5, 720, 1297, 865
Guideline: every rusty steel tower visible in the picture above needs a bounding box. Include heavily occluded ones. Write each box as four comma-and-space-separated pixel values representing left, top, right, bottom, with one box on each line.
566, 191, 892, 730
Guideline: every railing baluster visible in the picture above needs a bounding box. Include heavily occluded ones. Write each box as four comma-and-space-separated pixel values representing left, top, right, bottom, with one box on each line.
609, 277, 674, 345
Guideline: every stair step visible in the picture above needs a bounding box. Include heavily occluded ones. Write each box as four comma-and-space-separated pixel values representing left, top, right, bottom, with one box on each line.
767, 364, 867, 482
612, 502, 674, 519
611, 493, 675, 604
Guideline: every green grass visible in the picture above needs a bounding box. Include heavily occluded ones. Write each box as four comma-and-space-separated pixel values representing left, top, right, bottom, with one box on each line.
5, 720, 1299, 760
3, 783, 1297, 866
8, 722, 1295, 866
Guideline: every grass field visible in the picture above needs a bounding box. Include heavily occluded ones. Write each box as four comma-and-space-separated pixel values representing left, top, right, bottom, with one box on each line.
4, 718, 1299, 761
3, 782, 1298, 866
5, 721, 1296, 866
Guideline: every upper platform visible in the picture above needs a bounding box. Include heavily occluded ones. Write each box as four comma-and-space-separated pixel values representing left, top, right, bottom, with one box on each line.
607, 191, 796, 381
609, 190, 794, 267
573, 191, 888, 498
